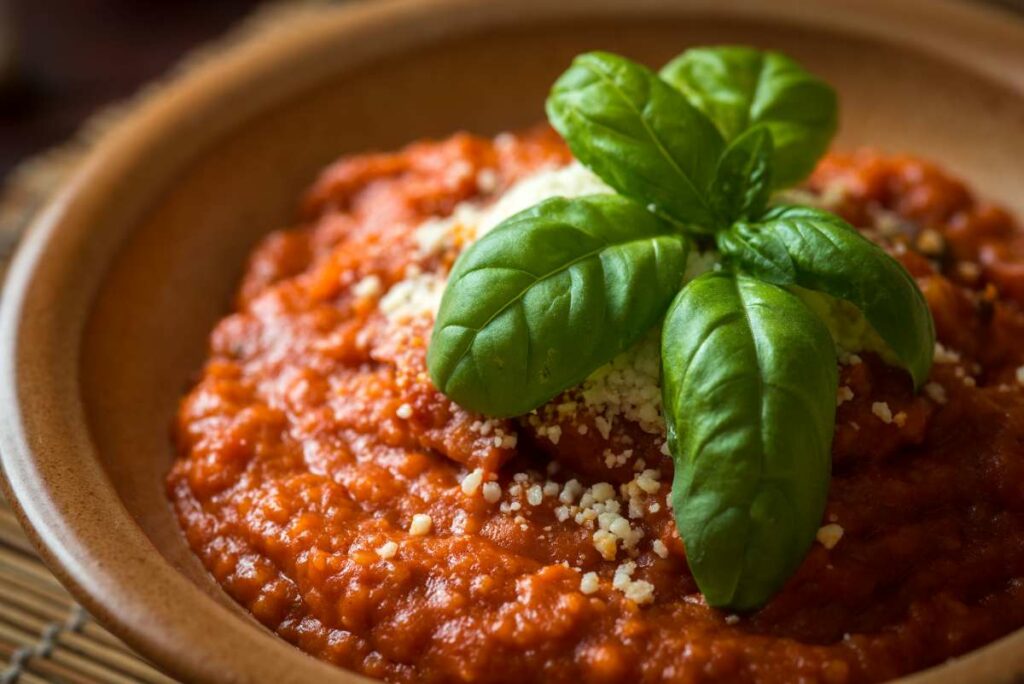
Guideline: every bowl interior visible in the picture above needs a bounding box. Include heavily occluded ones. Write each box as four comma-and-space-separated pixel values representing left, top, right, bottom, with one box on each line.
16, 4, 1024, 683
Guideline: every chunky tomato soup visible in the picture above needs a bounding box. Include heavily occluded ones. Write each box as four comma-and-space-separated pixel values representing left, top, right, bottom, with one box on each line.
169, 127, 1024, 683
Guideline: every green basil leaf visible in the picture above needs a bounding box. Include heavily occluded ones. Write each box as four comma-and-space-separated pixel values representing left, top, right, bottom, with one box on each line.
709, 126, 773, 224
660, 46, 837, 187
546, 51, 725, 229
661, 271, 836, 611
428, 195, 688, 418
717, 205, 935, 387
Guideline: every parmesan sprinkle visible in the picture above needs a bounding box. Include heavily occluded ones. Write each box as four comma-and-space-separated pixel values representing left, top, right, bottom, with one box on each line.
934, 342, 961, 364
816, 523, 844, 550
461, 469, 484, 495
396, 403, 413, 419
352, 274, 382, 299
924, 382, 947, 405
482, 482, 502, 504
871, 401, 893, 424
376, 541, 398, 559
580, 572, 600, 595
409, 514, 433, 536
379, 271, 446, 322
836, 386, 854, 406
652, 540, 669, 559
612, 561, 655, 605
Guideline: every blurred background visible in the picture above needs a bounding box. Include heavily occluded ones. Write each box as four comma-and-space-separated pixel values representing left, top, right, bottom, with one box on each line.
0, 0, 1021, 180
0, 0, 264, 178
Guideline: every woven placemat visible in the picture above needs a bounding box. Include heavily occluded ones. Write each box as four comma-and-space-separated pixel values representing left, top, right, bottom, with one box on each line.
0, 2, 339, 682
0, 495, 177, 684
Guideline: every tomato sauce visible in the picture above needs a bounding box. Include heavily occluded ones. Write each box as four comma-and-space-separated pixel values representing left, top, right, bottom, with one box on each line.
169, 128, 1024, 683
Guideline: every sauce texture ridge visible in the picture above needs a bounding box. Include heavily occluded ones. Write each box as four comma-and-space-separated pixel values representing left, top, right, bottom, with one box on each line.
170, 128, 1024, 683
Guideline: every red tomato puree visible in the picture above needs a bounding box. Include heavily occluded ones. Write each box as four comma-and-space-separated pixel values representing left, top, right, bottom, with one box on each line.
169, 127, 1024, 683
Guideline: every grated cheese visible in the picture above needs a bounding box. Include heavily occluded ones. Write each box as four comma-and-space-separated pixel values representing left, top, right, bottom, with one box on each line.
409, 514, 433, 536
924, 382, 947, 405
376, 541, 398, 559
816, 523, 844, 550
461, 468, 484, 495
871, 402, 893, 424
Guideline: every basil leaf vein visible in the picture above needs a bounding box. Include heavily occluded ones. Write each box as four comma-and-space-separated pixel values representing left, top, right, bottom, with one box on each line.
428, 195, 688, 418
717, 205, 935, 387
546, 51, 725, 229
709, 125, 774, 224
661, 271, 837, 611
660, 46, 837, 187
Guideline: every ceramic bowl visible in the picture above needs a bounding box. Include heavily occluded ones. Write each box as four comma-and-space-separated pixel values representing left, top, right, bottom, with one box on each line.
3, 0, 1024, 681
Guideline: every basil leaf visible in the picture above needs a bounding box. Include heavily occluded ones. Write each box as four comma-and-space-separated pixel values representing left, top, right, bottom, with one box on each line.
709, 126, 773, 224
660, 46, 837, 187
662, 271, 836, 611
717, 205, 935, 387
546, 51, 725, 229
428, 195, 688, 418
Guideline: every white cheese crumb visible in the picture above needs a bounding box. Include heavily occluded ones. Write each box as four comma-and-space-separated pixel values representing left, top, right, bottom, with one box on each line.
546, 425, 562, 445
924, 382, 947, 405
476, 168, 499, 193
836, 386, 854, 407
476, 163, 612, 240
591, 482, 615, 502
461, 468, 484, 495
816, 523, 844, 550
396, 403, 413, 419
652, 540, 669, 559
934, 342, 961, 364
352, 274, 382, 299
559, 479, 583, 505
725, 614, 740, 626
580, 571, 600, 595
624, 579, 655, 605
612, 561, 635, 590
593, 530, 618, 561
579, 330, 665, 436
636, 469, 661, 494
611, 561, 655, 605
871, 401, 893, 424
409, 514, 433, 536
376, 541, 398, 559
526, 484, 544, 506
839, 351, 863, 366
379, 272, 446, 322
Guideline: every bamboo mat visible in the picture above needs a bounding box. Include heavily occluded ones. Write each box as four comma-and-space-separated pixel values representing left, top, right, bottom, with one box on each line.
0, 496, 176, 684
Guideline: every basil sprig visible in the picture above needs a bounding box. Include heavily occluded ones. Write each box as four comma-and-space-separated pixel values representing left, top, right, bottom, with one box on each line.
427, 47, 935, 610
